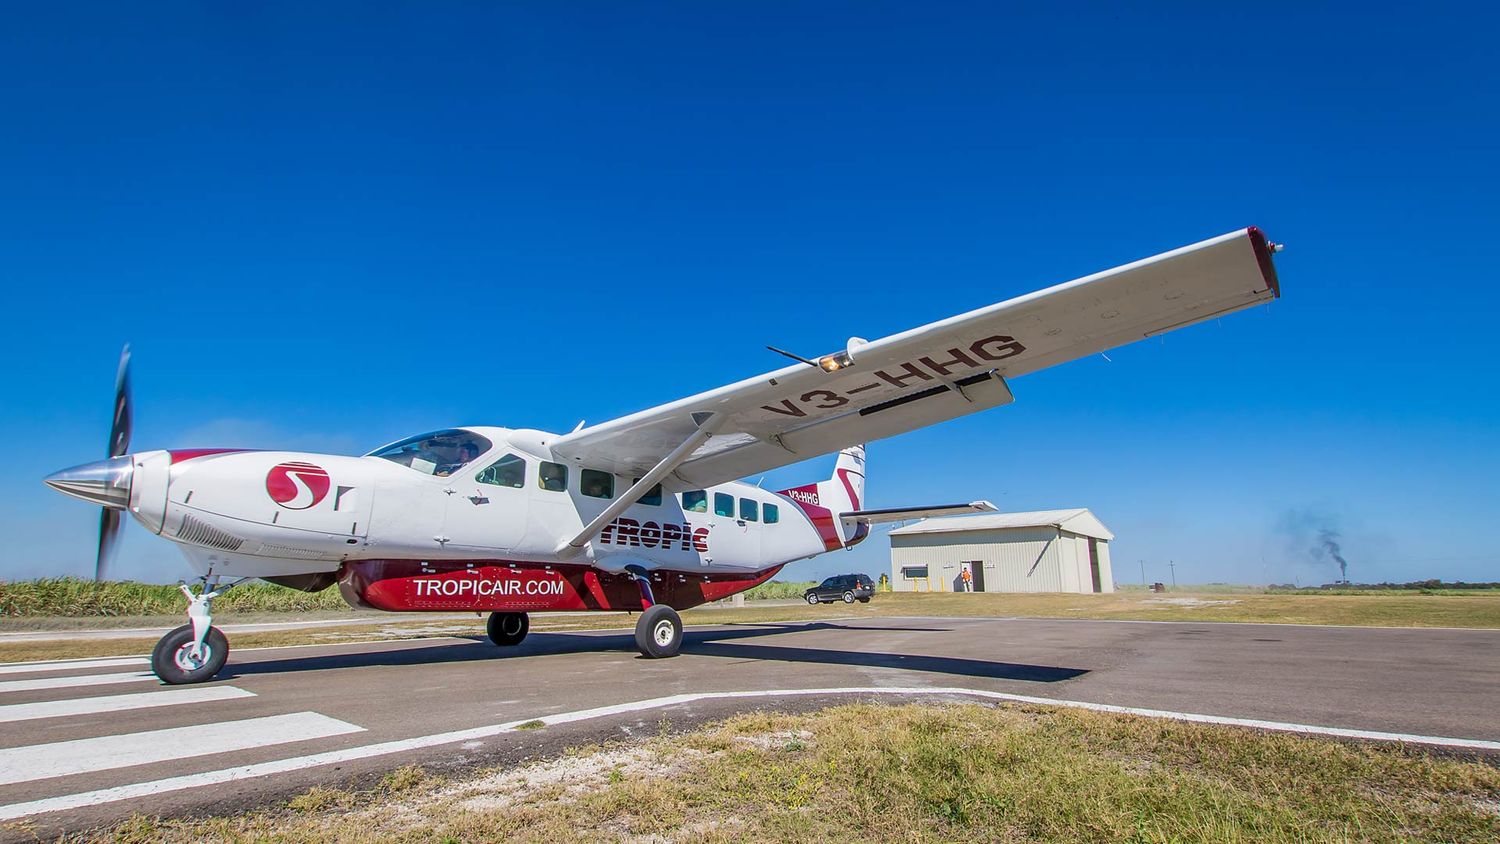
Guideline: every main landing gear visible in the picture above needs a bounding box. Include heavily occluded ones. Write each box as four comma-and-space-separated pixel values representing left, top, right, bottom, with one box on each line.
626, 566, 683, 658
486, 612, 530, 646
151, 577, 243, 684
635, 605, 683, 659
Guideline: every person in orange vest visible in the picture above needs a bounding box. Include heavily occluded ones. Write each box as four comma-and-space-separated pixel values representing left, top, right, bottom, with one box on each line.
960, 565, 973, 592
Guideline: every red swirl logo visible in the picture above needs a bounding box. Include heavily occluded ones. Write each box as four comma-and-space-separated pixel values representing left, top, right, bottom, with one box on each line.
265, 462, 331, 510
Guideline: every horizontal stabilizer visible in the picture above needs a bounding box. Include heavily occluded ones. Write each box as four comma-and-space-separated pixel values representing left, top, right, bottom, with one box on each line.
840, 500, 997, 525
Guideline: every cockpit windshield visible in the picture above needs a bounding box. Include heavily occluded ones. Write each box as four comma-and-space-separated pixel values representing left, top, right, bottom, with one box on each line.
366, 429, 492, 477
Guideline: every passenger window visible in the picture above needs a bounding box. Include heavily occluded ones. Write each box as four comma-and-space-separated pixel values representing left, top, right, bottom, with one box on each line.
538, 462, 568, 492
581, 469, 614, 499
739, 498, 758, 522
633, 479, 663, 506
475, 453, 526, 488
683, 490, 707, 513
763, 503, 779, 524
714, 493, 734, 517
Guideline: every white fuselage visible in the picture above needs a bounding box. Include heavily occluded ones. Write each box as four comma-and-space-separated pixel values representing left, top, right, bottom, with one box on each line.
131, 426, 845, 582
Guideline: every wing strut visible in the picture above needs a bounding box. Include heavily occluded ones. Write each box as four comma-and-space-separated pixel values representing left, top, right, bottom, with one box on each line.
556, 411, 723, 557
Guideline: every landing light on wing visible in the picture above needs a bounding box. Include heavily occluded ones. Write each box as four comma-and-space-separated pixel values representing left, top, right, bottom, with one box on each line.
818, 351, 853, 372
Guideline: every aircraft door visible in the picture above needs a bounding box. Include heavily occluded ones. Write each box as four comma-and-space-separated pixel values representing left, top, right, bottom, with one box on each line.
443, 451, 529, 553
707, 491, 763, 568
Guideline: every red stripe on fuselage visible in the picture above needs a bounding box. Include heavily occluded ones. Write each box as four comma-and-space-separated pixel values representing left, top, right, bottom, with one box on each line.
338, 559, 784, 613
777, 482, 842, 552
168, 448, 253, 464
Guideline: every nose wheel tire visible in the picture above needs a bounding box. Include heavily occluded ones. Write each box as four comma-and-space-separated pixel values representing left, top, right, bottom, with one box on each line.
806, 593, 820, 605
151, 624, 228, 685
842, 591, 855, 604
634, 605, 683, 658
486, 612, 530, 646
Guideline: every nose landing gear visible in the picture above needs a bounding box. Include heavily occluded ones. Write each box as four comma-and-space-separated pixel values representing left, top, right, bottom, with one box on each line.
150, 577, 243, 684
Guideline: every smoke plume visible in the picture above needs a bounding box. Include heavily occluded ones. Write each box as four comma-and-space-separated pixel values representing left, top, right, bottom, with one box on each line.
1314, 528, 1349, 583
1277, 508, 1353, 585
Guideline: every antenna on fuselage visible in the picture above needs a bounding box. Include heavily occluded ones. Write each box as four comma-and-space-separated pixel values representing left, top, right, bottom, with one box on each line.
571, 419, 586, 433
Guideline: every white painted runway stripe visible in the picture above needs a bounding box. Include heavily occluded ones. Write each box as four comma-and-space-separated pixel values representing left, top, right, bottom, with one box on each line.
0, 711, 364, 786
0, 671, 156, 694
0, 686, 255, 723
0, 657, 149, 675
1, 685, 1495, 820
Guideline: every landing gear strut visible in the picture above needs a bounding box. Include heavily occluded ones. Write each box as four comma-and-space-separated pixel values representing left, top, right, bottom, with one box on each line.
486, 612, 530, 646
626, 567, 683, 658
150, 577, 242, 684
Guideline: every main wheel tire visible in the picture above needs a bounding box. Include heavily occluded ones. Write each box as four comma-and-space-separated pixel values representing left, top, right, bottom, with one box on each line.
806, 593, 820, 605
151, 624, 228, 685
486, 612, 530, 646
634, 605, 683, 658
842, 590, 855, 604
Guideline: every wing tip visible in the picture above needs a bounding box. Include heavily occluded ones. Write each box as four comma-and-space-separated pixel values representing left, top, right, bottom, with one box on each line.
1246, 226, 1282, 299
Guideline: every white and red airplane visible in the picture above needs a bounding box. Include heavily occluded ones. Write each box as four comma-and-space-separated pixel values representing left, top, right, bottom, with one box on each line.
45, 227, 1281, 683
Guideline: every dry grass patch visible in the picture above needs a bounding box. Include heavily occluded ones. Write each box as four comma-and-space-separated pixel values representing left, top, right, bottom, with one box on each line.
65, 702, 1500, 843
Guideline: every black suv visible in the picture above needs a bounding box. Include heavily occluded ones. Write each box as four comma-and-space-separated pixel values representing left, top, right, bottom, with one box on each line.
804, 574, 876, 605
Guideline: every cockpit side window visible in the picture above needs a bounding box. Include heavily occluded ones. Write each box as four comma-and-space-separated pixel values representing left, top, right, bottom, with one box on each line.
476, 453, 526, 488
367, 429, 492, 477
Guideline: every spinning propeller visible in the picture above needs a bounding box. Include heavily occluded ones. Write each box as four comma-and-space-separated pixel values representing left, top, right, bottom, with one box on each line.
97, 346, 133, 581
43, 345, 134, 582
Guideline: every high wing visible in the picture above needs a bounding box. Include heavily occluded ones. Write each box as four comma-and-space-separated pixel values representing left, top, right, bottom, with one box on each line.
841, 501, 998, 525
551, 227, 1280, 490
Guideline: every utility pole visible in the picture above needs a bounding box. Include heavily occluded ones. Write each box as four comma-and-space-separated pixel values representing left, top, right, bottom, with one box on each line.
1169, 560, 1177, 590
1139, 559, 1146, 588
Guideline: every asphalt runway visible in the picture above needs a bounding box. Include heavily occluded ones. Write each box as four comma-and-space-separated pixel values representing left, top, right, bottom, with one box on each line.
2, 614, 1498, 838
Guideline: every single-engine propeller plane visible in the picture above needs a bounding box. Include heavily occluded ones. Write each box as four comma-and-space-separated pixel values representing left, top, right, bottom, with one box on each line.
45, 228, 1281, 683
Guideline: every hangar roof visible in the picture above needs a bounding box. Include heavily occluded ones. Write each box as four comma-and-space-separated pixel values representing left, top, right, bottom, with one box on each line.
888, 508, 1114, 541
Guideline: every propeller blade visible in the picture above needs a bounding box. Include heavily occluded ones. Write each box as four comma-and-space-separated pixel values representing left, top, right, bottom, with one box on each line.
108, 345, 132, 459
96, 507, 121, 583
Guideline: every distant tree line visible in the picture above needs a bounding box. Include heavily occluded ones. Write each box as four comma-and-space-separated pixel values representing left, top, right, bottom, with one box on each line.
1268, 580, 1500, 592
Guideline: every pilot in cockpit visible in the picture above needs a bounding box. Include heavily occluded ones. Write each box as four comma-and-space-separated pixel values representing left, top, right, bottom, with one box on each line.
436, 442, 479, 477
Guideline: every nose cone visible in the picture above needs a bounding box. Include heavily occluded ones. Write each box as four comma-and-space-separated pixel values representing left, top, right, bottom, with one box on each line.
44, 456, 134, 509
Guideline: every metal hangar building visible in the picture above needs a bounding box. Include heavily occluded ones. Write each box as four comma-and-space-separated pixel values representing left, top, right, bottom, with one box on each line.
888, 508, 1115, 594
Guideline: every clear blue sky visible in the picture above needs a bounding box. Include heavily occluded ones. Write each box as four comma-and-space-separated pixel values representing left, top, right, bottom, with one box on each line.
3, 3, 1496, 587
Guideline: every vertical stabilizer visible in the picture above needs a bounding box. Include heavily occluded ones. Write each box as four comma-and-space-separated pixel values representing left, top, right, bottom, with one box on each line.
831, 445, 866, 512
776, 445, 869, 551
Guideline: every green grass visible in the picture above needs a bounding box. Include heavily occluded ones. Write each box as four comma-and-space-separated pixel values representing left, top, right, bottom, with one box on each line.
0, 577, 351, 618
738, 579, 815, 600
0, 577, 818, 620
88, 702, 1500, 843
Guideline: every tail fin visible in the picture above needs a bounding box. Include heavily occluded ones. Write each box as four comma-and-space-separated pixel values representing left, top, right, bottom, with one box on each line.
776, 445, 869, 551
831, 445, 866, 513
